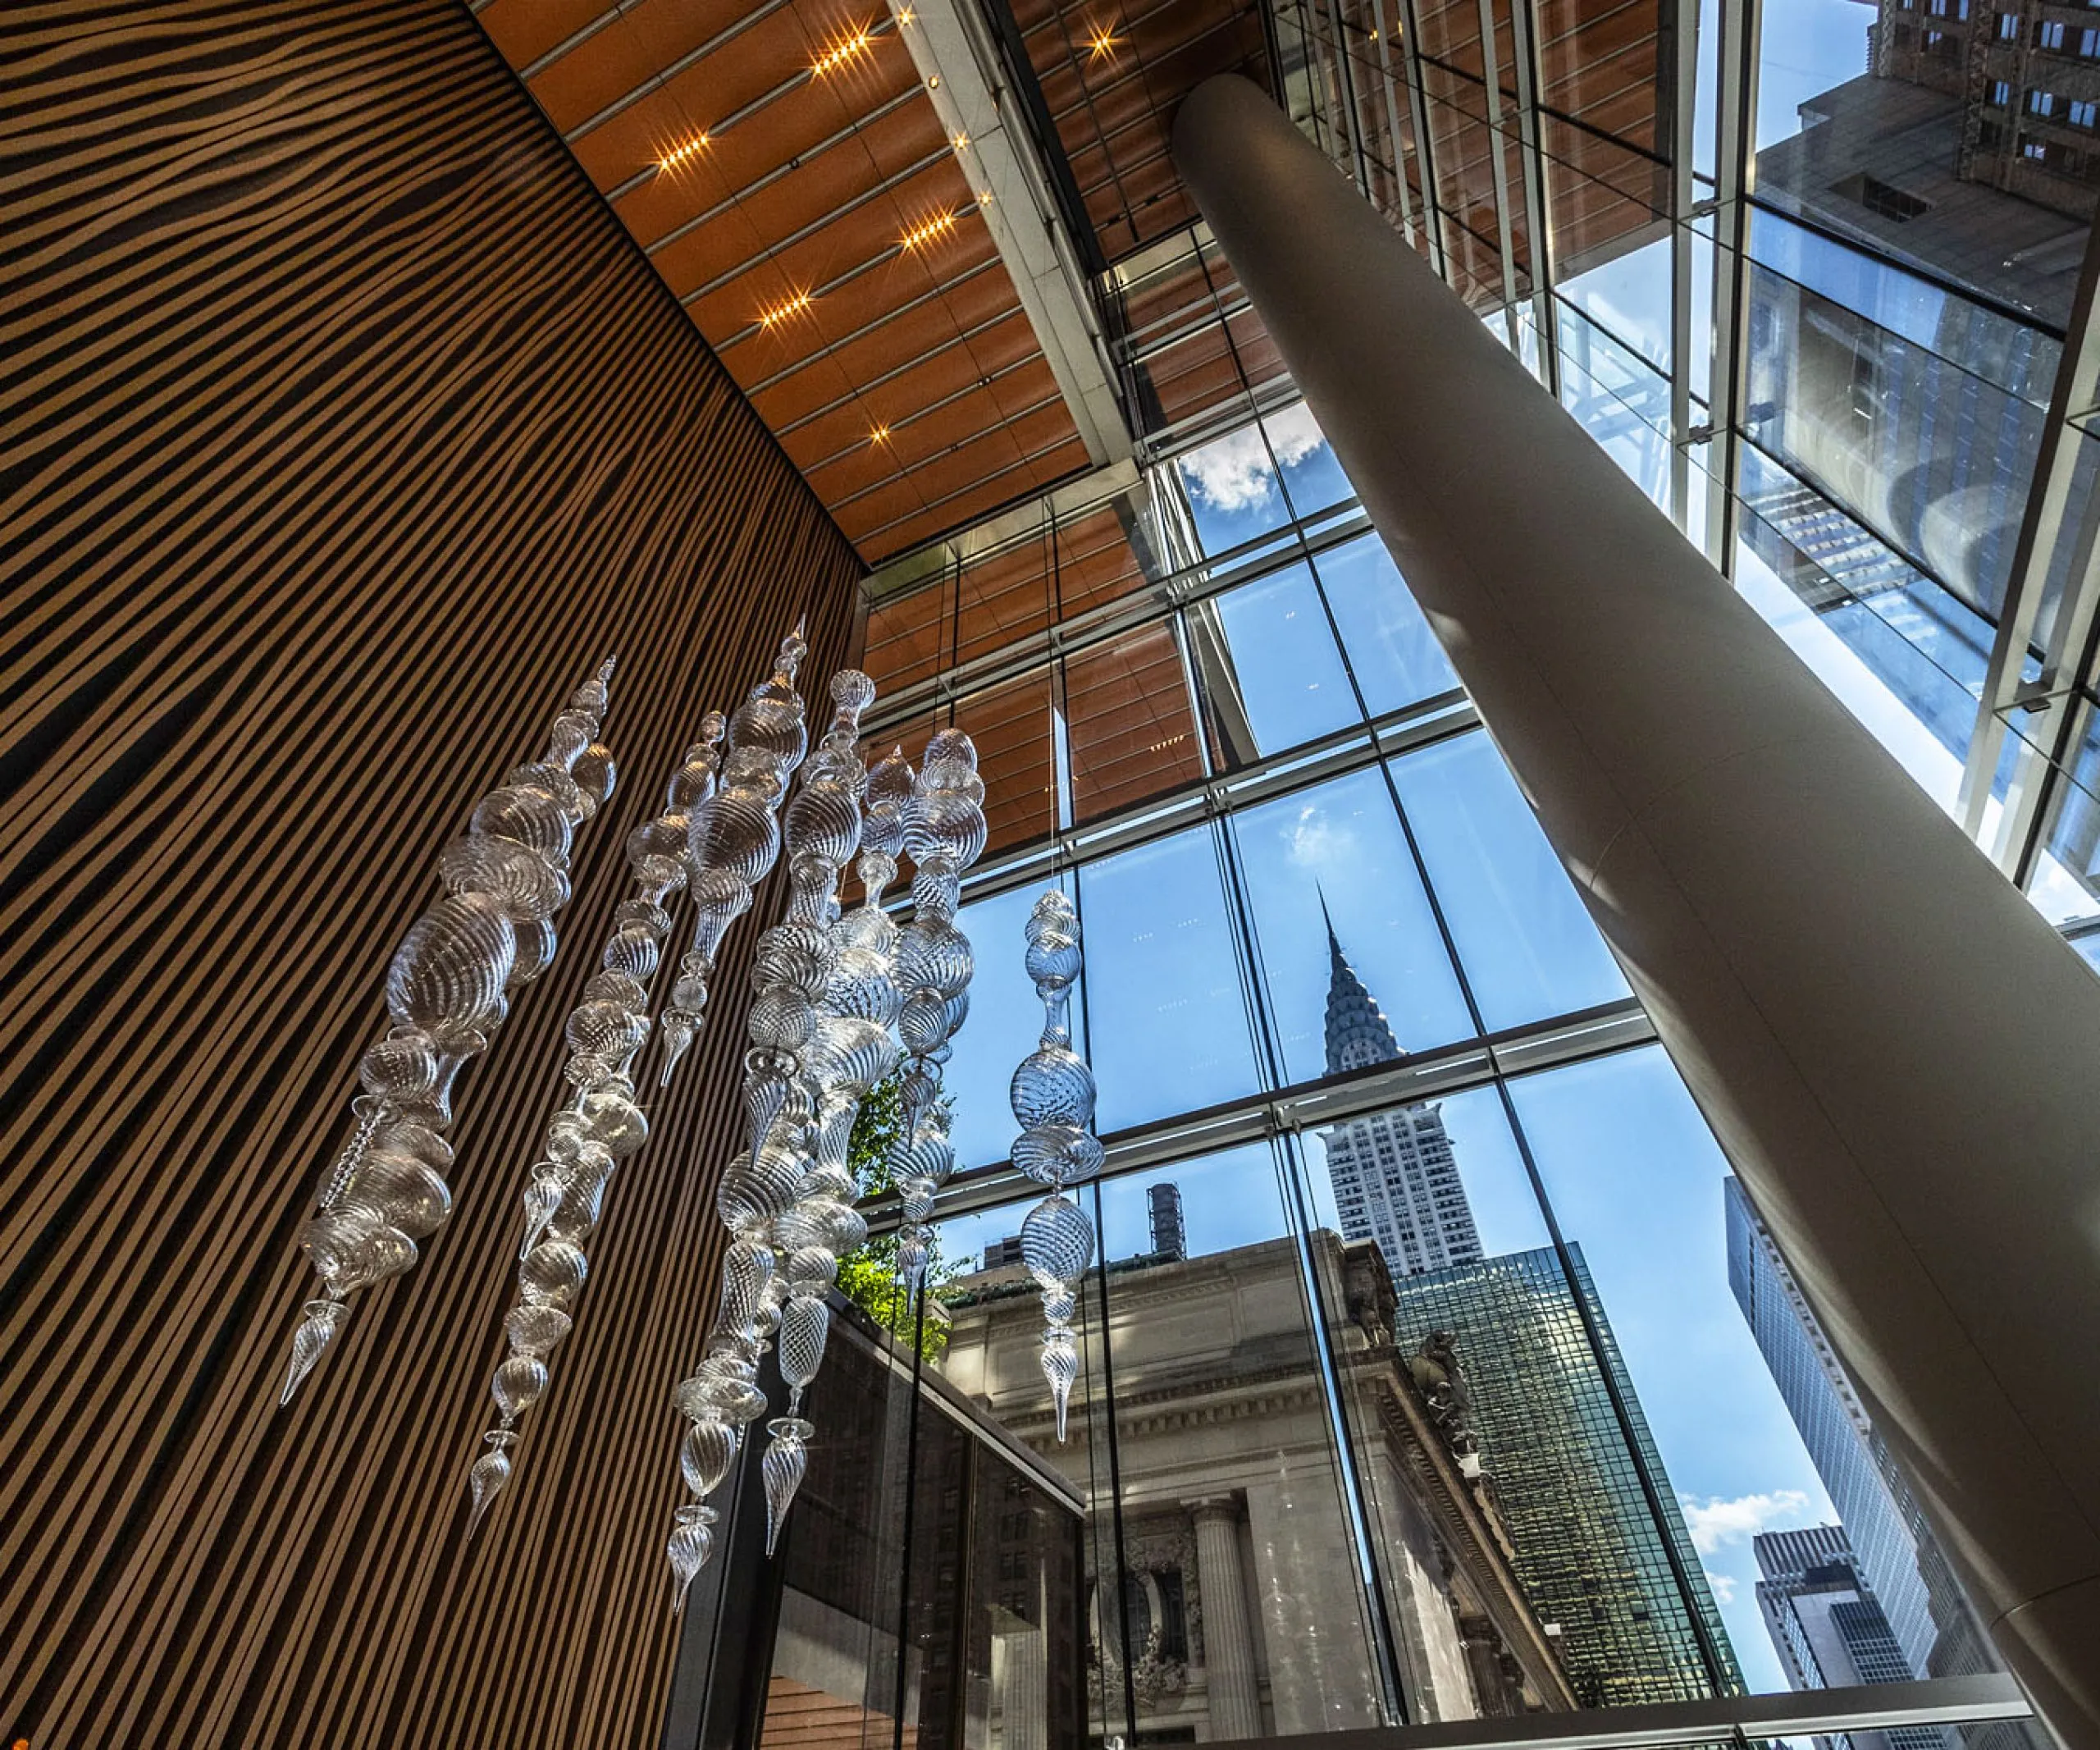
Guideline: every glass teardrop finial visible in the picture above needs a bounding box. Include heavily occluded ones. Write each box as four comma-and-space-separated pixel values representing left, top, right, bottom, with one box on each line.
762, 1419, 813, 1556
668, 1504, 719, 1610
280, 1299, 345, 1405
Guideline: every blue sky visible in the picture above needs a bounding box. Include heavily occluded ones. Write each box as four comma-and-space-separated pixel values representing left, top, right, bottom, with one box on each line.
920, 413, 1862, 1696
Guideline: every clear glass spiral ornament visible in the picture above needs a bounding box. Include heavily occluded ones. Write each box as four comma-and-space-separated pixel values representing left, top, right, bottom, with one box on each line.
463, 719, 724, 1532
656, 624, 810, 1089
1009, 888, 1095, 1442
753, 670, 897, 1555
280, 658, 619, 1406
660, 647, 823, 1610
888, 729, 989, 1292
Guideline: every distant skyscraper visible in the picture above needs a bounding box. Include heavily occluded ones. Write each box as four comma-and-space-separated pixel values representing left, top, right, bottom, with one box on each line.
1392, 1245, 1742, 1707
1318, 912, 1483, 1277
1146, 1181, 1185, 1261
1724, 1180, 2034, 1750
1755, 1525, 1947, 1750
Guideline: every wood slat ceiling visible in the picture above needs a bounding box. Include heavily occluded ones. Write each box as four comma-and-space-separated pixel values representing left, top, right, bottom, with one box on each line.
475, 0, 1094, 563
1006, 0, 1276, 259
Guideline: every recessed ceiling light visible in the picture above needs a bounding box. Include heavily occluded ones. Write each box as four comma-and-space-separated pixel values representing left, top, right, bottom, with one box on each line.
1086, 21, 1120, 60
900, 209, 958, 252
951, 131, 970, 153
759, 290, 814, 328
813, 25, 874, 75
656, 134, 710, 174
871, 425, 892, 444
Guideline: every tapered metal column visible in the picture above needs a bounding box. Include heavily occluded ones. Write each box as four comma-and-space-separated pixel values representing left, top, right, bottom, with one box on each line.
1173, 73, 2100, 1746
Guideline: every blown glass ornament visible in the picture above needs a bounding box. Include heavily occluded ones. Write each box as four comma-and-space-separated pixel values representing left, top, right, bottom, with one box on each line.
1009, 888, 1095, 1441
751, 672, 892, 1554
464, 720, 724, 1531
657, 626, 810, 1088
660, 653, 823, 1611
888, 730, 988, 1291
281, 658, 618, 1406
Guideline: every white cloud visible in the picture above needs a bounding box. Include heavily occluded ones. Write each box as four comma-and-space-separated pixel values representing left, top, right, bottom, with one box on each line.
1176, 404, 1331, 513
1679, 1489, 1810, 1556
1706, 1572, 1737, 1606
1285, 802, 1354, 868
1264, 401, 1328, 469
1179, 428, 1278, 513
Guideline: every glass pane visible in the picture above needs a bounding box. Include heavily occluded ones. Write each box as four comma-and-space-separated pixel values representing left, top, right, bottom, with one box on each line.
1561, 233, 1672, 372
1386, 731, 1632, 1031
1293, 1090, 1579, 1718
952, 669, 1057, 857
1057, 495, 1163, 623
1186, 563, 1361, 769
1093, 1147, 1393, 1734
1230, 765, 1475, 1081
936, 1187, 1128, 1747
1265, 401, 1354, 520
956, 527, 1053, 667
1300, 1083, 1554, 1271
1557, 303, 1673, 510
765, 1309, 911, 1750
1310, 533, 1460, 717
866, 574, 950, 697
1062, 624, 1205, 822
1078, 824, 1262, 1132
947, 880, 1085, 1177
1502, 1046, 1809, 1699
1174, 423, 1294, 554
967, 1448, 1087, 1750
901, 1396, 975, 1748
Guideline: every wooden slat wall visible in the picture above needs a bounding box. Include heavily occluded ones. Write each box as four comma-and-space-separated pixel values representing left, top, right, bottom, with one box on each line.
0, 2, 863, 1744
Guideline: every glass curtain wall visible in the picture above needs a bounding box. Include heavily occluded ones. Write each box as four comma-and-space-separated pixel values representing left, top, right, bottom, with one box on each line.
847, 418, 2045, 1738
1112, 0, 2100, 943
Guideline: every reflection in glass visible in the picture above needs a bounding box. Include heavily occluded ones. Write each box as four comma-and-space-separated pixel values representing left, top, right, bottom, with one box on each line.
1078, 825, 1261, 1132
1386, 733, 1631, 1031
1310, 534, 1460, 717
1232, 766, 1473, 1081
945, 1147, 1410, 1737
1061, 624, 1206, 823
1558, 304, 1674, 509
951, 671, 1057, 857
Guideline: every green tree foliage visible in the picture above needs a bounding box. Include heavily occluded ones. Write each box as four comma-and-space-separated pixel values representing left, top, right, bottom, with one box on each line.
838, 1075, 960, 1358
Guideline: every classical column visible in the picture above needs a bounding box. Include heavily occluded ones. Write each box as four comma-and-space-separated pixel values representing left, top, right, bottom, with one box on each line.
1173, 72, 2100, 1749
1191, 1497, 1264, 1740
996, 1622, 1048, 1750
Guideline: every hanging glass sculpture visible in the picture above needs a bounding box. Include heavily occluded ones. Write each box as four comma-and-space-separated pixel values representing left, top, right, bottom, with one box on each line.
658, 655, 825, 1608
753, 673, 897, 1554
888, 730, 991, 1292
1010, 889, 1100, 1442
656, 626, 810, 1088
281, 660, 619, 1405
463, 720, 724, 1530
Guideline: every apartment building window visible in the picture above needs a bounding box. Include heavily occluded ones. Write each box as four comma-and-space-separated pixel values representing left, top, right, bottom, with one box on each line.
2040, 18, 2068, 44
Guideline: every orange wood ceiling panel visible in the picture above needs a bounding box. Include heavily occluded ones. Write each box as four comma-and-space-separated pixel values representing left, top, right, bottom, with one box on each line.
477, 0, 1088, 564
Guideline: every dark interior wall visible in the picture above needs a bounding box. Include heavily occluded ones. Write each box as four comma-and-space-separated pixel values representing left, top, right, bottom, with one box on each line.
0, 2, 862, 1743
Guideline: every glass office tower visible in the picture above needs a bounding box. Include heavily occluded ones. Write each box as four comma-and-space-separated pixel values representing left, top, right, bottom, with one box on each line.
1391, 1246, 1741, 1707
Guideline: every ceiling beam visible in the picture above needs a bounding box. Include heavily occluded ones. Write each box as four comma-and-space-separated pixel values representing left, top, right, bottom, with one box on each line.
882, 0, 1134, 466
